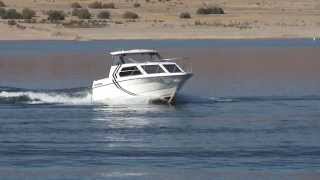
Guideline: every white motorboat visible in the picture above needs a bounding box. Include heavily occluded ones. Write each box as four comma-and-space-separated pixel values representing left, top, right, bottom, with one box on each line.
92, 49, 193, 104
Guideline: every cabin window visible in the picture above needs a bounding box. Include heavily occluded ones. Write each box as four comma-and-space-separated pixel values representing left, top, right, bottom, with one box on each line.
141, 65, 165, 74
163, 64, 182, 73
119, 66, 142, 77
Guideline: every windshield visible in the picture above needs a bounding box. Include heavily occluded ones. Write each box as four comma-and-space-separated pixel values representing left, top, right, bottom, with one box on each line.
113, 53, 162, 64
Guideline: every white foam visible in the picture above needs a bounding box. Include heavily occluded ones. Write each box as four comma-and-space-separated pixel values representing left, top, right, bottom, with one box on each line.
0, 91, 92, 105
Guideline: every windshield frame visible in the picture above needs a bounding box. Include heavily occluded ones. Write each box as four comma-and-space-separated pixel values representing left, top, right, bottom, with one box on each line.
112, 52, 163, 65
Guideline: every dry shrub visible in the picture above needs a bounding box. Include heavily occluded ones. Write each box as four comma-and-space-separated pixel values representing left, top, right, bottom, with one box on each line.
72, 8, 91, 19
102, 3, 115, 9
88, 1, 102, 9
122, 11, 139, 19
179, 12, 191, 19
22, 8, 36, 19
134, 3, 141, 8
197, 5, 224, 15
89, 1, 115, 9
71, 2, 82, 8
47, 10, 66, 22
0, 1, 5, 7
98, 10, 110, 19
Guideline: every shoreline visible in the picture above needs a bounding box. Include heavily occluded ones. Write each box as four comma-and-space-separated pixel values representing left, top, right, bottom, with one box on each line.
0, 37, 316, 41
0, 36, 317, 41
0, 22, 318, 41
0, 27, 317, 41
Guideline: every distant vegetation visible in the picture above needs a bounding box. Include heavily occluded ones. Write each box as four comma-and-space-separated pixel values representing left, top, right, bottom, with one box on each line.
0, 1, 5, 7
71, 2, 82, 8
102, 2, 115, 9
88, 1, 115, 9
88, 1, 116, 9
133, 3, 141, 8
122, 11, 139, 19
0, 7, 5, 18
72, 8, 91, 19
2, 9, 22, 19
0, 8, 36, 19
22, 8, 36, 19
97, 10, 110, 19
179, 12, 191, 19
197, 5, 224, 15
47, 10, 66, 22
0, 1, 224, 23
88, 1, 102, 9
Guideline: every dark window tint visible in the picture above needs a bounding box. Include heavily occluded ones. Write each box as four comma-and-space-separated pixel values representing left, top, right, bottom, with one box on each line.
119, 66, 142, 77
141, 65, 165, 74
121, 66, 138, 71
163, 64, 182, 73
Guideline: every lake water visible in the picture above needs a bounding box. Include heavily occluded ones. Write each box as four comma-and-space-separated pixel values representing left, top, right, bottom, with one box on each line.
0, 39, 320, 179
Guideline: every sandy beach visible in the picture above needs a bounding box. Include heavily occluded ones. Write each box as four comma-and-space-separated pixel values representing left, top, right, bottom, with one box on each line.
0, 0, 319, 40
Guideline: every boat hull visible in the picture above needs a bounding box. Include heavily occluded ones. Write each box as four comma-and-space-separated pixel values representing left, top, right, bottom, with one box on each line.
92, 74, 192, 104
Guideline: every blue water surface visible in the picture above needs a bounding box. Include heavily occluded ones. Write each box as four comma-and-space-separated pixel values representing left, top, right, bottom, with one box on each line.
0, 39, 320, 179
0, 39, 320, 55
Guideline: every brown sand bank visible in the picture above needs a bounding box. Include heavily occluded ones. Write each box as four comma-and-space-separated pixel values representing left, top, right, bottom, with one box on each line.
0, 0, 319, 40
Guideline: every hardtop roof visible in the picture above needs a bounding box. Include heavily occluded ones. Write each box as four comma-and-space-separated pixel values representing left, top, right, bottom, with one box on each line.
110, 49, 158, 56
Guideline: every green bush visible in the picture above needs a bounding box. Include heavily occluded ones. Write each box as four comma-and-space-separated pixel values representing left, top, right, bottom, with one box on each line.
3, 9, 22, 19
47, 10, 65, 22
197, 6, 224, 15
0, 1, 5, 7
122, 11, 138, 19
22, 8, 36, 19
102, 2, 115, 9
72, 8, 91, 19
97, 10, 110, 19
0, 7, 5, 18
88, 1, 102, 9
179, 12, 191, 19
71, 2, 82, 8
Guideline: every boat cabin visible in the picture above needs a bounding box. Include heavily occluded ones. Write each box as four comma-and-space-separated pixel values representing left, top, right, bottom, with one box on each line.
109, 49, 185, 78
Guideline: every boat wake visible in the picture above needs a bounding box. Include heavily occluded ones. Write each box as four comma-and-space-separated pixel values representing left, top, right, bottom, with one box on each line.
1, 86, 320, 105
176, 94, 320, 104
0, 87, 92, 105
